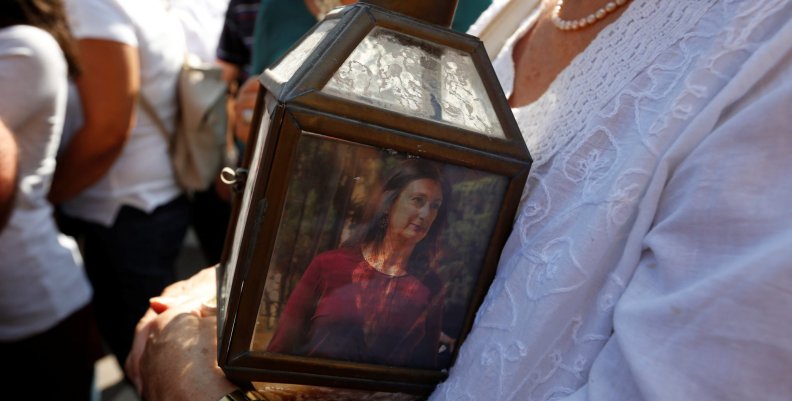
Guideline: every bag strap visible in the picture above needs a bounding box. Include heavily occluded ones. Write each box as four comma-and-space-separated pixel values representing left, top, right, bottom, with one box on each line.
138, 93, 172, 143
141, 0, 186, 142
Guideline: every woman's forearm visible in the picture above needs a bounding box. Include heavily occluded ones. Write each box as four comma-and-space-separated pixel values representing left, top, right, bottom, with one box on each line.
49, 39, 139, 203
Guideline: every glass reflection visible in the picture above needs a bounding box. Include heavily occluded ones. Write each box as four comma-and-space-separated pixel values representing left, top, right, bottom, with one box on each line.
324, 27, 505, 138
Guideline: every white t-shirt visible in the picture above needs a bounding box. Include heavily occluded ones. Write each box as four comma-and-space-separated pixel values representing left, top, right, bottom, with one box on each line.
0, 26, 92, 340
170, 0, 230, 64
62, 0, 186, 226
431, 1, 792, 400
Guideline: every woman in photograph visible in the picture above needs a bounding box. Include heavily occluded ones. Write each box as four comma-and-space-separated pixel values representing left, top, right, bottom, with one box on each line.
267, 158, 450, 369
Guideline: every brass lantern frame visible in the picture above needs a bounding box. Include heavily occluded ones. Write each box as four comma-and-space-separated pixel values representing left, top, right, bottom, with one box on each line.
217, 3, 532, 396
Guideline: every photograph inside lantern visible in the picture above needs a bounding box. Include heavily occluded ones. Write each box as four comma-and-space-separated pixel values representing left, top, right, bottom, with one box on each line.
250, 132, 508, 370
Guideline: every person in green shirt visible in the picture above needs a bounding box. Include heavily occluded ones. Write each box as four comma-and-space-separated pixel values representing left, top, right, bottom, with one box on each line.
233, 0, 492, 145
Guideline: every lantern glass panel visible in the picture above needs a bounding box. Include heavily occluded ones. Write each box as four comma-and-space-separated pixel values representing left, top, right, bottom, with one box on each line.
269, 19, 340, 85
323, 27, 506, 138
249, 131, 509, 371
219, 106, 273, 328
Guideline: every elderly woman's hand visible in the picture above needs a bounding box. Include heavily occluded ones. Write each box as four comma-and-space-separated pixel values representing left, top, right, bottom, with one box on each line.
138, 312, 237, 401
234, 76, 260, 145
125, 266, 219, 395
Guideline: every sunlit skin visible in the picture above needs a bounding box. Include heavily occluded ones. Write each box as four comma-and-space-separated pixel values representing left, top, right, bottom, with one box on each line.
509, 0, 630, 107
362, 178, 443, 277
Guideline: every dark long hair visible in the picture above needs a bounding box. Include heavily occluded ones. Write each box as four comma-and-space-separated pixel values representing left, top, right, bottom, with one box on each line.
343, 158, 451, 278
0, 0, 81, 78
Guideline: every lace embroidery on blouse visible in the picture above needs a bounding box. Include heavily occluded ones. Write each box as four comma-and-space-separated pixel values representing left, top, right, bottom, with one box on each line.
504, 0, 716, 167
431, 1, 790, 400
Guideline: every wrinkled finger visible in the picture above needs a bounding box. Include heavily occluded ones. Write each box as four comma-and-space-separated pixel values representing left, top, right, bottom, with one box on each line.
139, 314, 235, 401
126, 301, 198, 392
125, 308, 159, 393
149, 296, 186, 314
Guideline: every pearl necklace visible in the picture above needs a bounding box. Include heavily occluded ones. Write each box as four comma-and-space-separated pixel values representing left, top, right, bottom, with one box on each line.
551, 0, 631, 31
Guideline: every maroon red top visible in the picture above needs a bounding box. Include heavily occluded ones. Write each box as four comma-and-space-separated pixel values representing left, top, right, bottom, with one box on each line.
267, 247, 443, 369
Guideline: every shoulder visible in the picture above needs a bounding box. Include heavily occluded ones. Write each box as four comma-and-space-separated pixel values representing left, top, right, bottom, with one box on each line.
0, 25, 63, 61
300, 248, 361, 284
311, 247, 361, 266
0, 26, 65, 84
0, 26, 66, 130
65, 0, 136, 44
256, 0, 314, 32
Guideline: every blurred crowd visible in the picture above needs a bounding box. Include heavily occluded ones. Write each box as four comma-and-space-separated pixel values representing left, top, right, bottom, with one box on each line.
4, 1, 791, 401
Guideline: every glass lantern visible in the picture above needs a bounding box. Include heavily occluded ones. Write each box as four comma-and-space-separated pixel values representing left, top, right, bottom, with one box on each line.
216, 1, 532, 397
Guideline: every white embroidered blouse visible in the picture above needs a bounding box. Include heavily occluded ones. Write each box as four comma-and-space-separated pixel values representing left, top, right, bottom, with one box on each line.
431, 1, 792, 400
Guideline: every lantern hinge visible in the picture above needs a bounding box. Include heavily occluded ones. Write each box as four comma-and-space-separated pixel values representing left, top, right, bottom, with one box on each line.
220, 167, 249, 193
